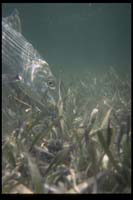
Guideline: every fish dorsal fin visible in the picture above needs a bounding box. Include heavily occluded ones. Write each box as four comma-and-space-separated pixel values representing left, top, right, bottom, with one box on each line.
4, 9, 22, 33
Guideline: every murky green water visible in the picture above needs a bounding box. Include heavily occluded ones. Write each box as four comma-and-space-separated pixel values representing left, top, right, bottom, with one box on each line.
2, 3, 131, 80
2, 3, 131, 194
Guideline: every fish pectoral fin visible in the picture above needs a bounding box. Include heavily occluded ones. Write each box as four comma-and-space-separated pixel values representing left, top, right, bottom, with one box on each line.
2, 73, 22, 83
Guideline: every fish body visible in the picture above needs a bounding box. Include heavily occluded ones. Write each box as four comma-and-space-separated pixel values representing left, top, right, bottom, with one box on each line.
2, 9, 56, 100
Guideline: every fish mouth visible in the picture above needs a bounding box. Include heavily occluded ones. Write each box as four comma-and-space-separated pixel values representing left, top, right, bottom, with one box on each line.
46, 90, 56, 105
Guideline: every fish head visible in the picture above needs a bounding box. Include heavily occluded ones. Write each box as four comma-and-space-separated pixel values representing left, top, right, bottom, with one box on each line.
23, 58, 57, 105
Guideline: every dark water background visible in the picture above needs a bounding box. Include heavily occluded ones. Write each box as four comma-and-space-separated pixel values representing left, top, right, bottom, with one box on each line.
2, 3, 131, 80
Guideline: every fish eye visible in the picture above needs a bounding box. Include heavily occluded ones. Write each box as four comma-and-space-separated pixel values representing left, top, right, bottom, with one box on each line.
47, 80, 56, 89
